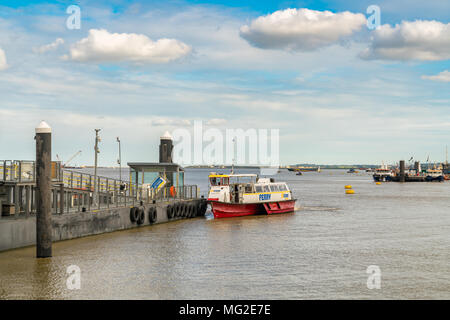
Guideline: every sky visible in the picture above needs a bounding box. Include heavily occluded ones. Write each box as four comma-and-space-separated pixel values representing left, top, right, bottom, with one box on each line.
0, 0, 449, 166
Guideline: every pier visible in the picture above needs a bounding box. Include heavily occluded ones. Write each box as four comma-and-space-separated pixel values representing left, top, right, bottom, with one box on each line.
0, 127, 206, 253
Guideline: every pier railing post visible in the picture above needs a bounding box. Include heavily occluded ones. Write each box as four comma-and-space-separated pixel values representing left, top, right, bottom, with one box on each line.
35, 121, 52, 258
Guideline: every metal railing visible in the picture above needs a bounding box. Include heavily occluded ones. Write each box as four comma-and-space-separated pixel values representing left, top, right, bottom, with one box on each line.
1, 160, 199, 217
142, 185, 198, 201
0, 160, 62, 183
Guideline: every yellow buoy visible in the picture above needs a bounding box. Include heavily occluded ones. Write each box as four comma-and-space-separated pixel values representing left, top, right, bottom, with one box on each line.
344, 185, 352, 189
345, 189, 355, 194
376, 182, 381, 185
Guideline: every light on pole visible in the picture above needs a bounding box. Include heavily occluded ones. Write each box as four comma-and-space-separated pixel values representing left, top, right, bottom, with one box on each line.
116, 137, 122, 182
93, 129, 101, 205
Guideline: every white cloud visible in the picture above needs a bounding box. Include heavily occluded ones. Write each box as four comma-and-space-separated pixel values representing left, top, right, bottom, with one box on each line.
0, 48, 8, 70
65, 29, 191, 63
239, 8, 366, 51
360, 20, 450, 61
422, 70, 450, 82
205, 118, 227, 125
150, 118, 192, 126
33, 38, 64, 54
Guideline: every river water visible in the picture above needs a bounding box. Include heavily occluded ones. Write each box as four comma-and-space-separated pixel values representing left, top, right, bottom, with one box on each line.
0, 168, 449, 299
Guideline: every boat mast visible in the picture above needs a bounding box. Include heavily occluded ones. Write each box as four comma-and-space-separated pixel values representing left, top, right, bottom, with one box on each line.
446, 145, 448, 165
231, 137, 235, 174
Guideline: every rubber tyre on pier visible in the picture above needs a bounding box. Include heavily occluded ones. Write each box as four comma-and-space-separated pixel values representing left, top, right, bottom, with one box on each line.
136, 207, 145, 225
167, 205, 174, 219
201, 201, 208, 216
149, 207, 157, 224
175, 202, 181, 217
196, 202, 203, 217
179, 203, 185, 217
182, 203, 188, 218
186, 204, 192, 218
130, 207, 139, 223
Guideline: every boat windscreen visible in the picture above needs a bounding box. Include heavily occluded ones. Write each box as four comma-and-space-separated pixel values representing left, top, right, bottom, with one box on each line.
230, 176, 255, 184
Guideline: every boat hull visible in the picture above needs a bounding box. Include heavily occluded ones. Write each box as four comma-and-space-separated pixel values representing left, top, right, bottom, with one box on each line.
210, 200, 296, 219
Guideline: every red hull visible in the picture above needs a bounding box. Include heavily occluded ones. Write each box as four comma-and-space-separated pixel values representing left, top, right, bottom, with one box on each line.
210, 200, 296, 219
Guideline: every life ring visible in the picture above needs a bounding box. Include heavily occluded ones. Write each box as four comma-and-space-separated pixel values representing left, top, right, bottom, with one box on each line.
130, 207, 138, 222
170, 186, 177, 197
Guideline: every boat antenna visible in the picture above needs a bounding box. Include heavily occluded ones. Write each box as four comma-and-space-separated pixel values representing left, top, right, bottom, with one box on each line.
231, 137, 235, 174
446, 145, 448, 165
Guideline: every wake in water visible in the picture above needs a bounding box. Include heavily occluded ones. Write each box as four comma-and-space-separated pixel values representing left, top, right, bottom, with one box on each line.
295, 206, 339, 212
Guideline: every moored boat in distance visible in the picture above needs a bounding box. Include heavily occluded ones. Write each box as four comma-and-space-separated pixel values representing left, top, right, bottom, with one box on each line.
207, 173, 296, 218
288, 166, 321, 173
372, 164, 394, 181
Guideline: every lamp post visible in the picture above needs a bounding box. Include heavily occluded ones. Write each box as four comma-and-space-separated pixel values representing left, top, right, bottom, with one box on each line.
93, 129, 101, 205
116, 137, 122, 182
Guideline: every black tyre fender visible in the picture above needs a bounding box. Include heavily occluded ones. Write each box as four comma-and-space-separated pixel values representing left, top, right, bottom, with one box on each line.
149, 207, 157, 223
201, 201, 208, 216
179, 202, 186, 217
136, 207, 145, 225
196, 202, 203, 217
190, 203, 195, 218
175, 202, 181, 217
167, 205, 174, 219
186, 203, 192, 218
130, 207, 138, 222
182, 203, 188, 218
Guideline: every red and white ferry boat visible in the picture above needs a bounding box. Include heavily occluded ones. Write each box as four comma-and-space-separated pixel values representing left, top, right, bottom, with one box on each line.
207, 173, 296, 218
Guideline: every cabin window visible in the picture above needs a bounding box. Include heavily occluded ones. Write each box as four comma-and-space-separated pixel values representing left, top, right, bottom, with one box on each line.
262, 185, 270, 192
244, 185, 253, 193
279, 184, 287, 191
221, 177, 229, 185
210, 177, 218, 186
270, 185, 279, 192
255, 185, 262, 193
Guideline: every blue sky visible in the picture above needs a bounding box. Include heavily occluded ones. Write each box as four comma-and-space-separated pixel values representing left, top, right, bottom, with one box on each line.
0, 0, 449, 166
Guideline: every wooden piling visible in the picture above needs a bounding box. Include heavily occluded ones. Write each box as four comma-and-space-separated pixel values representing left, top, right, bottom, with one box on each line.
35, 121, 52, 258
399, 160, 405, 183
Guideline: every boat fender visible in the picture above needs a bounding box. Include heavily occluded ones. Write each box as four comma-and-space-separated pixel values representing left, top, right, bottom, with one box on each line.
167, 205, 174, 219
176, 202, 182, 217
130, 207, 138, 223
149, 207, 157, 223
189, 204, 194, 218
197, 202, 203, 216
182, 203, 187, 217
202, 202, 208, 215
136, 207, 145, 225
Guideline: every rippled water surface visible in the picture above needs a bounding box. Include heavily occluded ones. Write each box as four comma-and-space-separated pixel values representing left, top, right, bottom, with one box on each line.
0, 168, 449, 299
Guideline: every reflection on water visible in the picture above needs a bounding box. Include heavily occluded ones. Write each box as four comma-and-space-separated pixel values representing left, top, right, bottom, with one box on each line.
0, 169, 449, 299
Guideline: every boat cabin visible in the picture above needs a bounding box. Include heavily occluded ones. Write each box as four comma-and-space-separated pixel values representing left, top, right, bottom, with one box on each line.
208, 173, 292, 204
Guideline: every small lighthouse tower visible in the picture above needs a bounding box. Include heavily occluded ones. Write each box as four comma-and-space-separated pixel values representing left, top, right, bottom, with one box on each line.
159, 131, 173, 163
